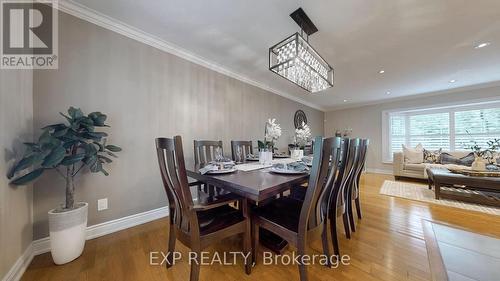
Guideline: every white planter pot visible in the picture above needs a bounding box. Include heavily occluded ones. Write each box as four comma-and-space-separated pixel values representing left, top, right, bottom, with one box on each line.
48, 202, 88, 265
471, 157, 487, 171
291, 149, 304, 161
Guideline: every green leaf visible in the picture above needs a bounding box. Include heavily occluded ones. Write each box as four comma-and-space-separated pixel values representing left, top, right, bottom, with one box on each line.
89, 159, 102, 173
60, 153, 86, 166
42, 146, 66, 167
42, 123, 67, 131
100, 167, 109, 176
52, 128, 68, 137
89, 112, 107, 126
59, 112, 73, 124
98, 155, 113, 163
106, 151, 118, 158
7, 154, 44, 179
105, 145, 121, 152
10, 168, 44, 185
93, 142, 105, 152
83, 132, 108, 140
68, 107, 84, 119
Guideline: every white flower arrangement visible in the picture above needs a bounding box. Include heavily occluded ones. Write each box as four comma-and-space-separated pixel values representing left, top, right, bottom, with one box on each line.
295, 122, 311, 148
265, 118, 282, 142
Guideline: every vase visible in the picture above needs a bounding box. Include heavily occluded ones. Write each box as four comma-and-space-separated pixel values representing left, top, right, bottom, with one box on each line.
48, 202, 88, 265
291, 149, 304, 161
471, 157, 487, 171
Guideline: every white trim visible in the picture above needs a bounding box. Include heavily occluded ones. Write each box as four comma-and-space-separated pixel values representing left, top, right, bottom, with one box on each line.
2, 206, 169, 281
1, 244, 34, 281
54, 0, 324, 112
33, 206, 169, 255
365, 168, 393, 175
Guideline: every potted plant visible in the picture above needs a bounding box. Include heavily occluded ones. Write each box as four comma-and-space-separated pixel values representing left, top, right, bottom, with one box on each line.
292, 122, 311, 160
7, 107, 121, 265
258, 118, 281, 164
465, 137, 500, 171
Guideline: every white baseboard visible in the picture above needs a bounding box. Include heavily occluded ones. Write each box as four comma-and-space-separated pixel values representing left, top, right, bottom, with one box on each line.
3, 206, 169, 281
1, 245, 34, 281
365, 168, 394, 175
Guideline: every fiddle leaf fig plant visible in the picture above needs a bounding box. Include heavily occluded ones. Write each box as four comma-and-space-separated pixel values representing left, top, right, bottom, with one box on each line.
7, 107, 121, 210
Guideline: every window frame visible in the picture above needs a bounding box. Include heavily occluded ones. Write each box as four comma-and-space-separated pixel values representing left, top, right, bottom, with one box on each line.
382, 99, 500, 163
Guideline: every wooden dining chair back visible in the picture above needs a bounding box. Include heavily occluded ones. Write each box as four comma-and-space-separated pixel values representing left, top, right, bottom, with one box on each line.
348, 138, 369, 227
156, 136, 251, 281
193, 140, 223, 165
252, 136, 342, 281
340, 138, 361, 235
230, 140, 253, 161
323, 137, 351, 256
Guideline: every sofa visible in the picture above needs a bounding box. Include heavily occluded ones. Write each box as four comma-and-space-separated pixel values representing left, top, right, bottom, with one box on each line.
393, 151, 472, 180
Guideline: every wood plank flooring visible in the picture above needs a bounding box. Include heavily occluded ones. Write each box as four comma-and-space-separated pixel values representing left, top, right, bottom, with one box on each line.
21, 174, 500, 281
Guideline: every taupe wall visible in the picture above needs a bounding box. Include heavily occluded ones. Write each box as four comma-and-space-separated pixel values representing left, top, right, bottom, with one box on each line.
325, 85, 500, 172
0, 69, 33, 278
32, 13, 324, 239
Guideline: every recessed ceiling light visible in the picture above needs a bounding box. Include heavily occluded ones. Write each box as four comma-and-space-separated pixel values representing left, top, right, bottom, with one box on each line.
379, 70, 385, 74
449, 79, 456, 83
343, 99, 347, 102
474, 42, 490, 49
386, 91, 391, 95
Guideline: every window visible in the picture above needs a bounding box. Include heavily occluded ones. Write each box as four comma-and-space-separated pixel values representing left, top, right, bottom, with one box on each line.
383, 101, 500, 162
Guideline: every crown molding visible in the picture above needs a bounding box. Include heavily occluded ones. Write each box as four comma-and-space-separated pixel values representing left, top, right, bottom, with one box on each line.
325, 80, 500, 112
56, 0, 325, 112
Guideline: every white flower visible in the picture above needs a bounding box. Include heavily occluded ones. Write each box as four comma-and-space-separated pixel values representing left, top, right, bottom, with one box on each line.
295, 122, 311, 147
265, 118, 282, 141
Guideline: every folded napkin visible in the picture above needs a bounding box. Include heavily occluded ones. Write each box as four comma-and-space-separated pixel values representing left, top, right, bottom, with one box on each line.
272, 162, 309, 172
301, 156, 313, 165
199, 162, 235, 175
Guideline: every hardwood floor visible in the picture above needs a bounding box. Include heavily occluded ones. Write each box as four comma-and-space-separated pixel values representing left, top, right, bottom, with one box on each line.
21, 173, 500, 281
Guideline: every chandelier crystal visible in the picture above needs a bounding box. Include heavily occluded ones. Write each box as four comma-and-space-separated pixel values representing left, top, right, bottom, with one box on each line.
269, 33, 334, 93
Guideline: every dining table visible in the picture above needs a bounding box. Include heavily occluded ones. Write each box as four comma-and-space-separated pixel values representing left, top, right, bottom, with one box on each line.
186, 159, 310, 253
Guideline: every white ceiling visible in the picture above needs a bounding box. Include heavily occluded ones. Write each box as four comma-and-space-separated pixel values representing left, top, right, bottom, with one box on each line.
71, 0, 500, 111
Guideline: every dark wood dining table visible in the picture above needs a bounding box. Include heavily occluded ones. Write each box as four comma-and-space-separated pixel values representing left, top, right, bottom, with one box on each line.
186, 162, 309, 252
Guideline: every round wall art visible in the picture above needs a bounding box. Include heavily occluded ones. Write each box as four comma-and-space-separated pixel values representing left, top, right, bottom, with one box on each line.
294, 110, 307, 129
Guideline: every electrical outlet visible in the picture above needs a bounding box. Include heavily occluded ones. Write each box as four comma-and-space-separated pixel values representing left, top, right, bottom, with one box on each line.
97, 198, 108, 211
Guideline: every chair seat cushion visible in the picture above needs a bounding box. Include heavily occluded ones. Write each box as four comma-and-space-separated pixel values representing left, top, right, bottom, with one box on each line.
254, 197, 304, 232
197, 205, 244, 235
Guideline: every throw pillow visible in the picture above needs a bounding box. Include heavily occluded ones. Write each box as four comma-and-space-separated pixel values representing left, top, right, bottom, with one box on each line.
440, 152, 475, 167
402, 143, 424, 164
423, 148, 442, 163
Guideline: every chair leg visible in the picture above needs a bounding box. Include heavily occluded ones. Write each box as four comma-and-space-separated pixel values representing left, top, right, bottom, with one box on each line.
252, 224, 259, 265
243, 202, 252, 275
347, 193, 356, 232
321, 223, 331, 267
297, 240, 308, 281
343, 212, 351, 239
329, 212, 340, 257
190, 247, 201, 281
355, 197, 362, 219
166, 215, 176, 269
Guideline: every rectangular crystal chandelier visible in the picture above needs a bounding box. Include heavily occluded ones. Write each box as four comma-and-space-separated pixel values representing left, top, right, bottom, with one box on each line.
269, 33, 334, 93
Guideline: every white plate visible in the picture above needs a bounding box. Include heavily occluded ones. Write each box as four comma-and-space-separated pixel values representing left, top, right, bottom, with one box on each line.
269, 168, 308, 175
206, 168, 237, 174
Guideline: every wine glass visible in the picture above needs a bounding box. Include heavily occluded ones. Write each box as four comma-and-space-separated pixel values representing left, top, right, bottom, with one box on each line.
236, 146, 243, 164
214, 147, 223, 162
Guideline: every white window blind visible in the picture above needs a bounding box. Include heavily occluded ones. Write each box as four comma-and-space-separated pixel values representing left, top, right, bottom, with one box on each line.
383, 101, 500, 162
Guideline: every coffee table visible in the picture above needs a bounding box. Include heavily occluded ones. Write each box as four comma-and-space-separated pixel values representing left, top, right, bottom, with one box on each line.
426, 168, 500, 207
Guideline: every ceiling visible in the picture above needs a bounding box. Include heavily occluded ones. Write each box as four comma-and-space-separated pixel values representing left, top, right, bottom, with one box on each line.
70, 0, 500, 111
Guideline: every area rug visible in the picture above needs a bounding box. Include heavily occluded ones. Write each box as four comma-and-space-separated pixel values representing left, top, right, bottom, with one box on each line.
380, 180, 500, 216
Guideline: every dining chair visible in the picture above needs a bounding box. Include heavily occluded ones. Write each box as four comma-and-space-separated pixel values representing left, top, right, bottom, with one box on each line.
193, 140, 224, 196
231, 140, 253, 162
252, 136, 342, 281
156, 136, 252, 281
346, 139, 369, 232
194, 140, 224, 164
338, 138, 361, 239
